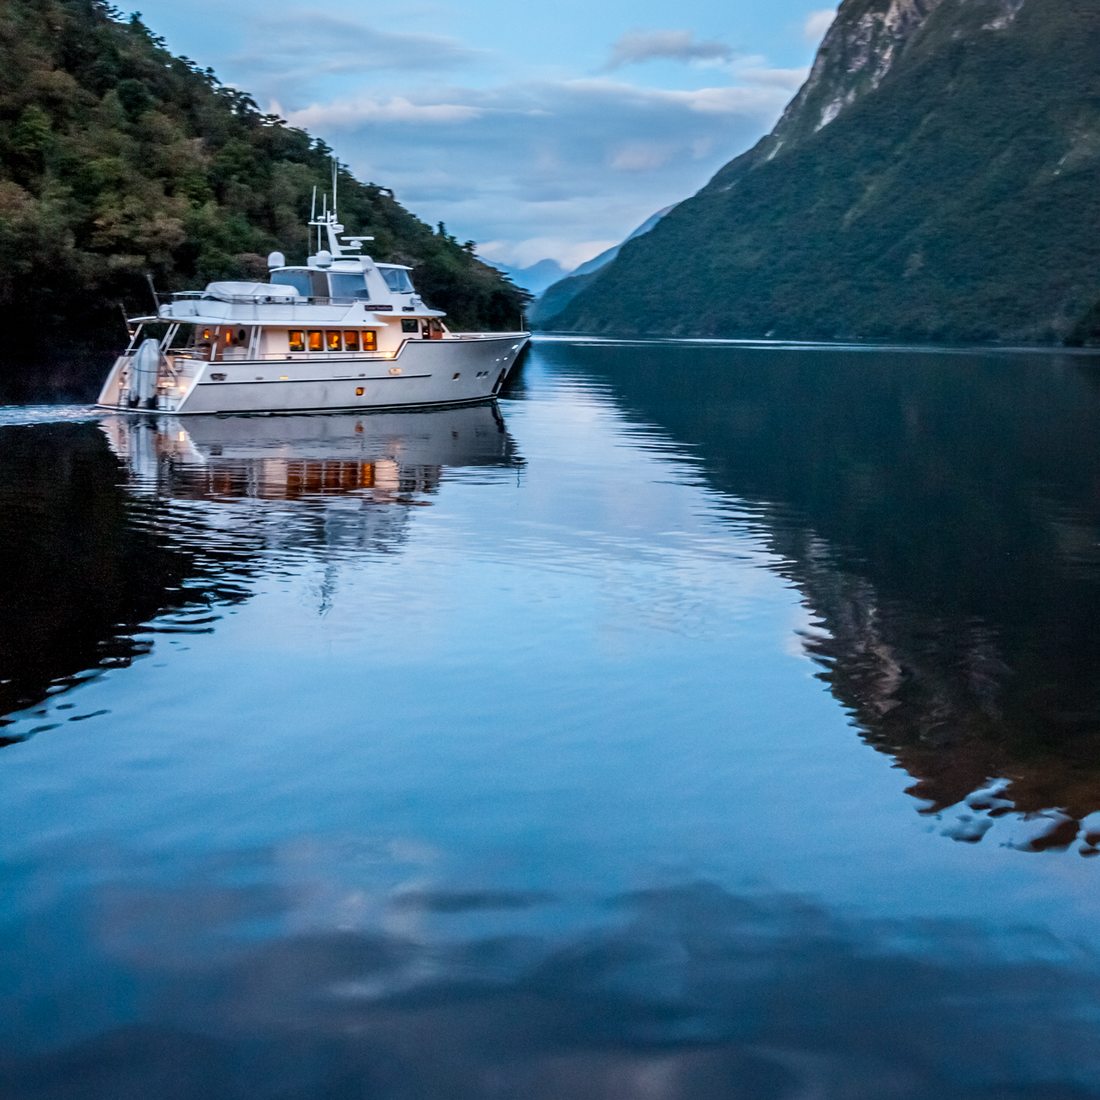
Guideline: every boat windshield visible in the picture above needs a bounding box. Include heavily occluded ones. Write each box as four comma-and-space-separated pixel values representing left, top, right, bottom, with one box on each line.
380, 267, 414, 294
329, 272, 370, 300
272, 270, 311, 297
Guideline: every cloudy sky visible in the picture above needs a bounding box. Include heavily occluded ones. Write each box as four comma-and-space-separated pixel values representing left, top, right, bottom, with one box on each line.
134, 0, 837, 271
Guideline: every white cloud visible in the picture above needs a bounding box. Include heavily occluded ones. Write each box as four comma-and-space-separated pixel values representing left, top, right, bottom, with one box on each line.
285, 97, 485, 128
603, 29, 735, 71
230, 13, 483, 91
735, 65, 810, 90
268, 71, 792, 272
608, 141, 676, 173
804, 8, 837, 42
561, 77, 791, 116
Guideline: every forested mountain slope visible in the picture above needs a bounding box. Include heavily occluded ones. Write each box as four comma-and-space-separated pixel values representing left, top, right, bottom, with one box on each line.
0, 0, 527, 364
547, 0, 1100, 344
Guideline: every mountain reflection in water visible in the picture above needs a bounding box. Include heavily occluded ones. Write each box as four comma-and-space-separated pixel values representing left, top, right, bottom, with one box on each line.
545, 343, 1100, 847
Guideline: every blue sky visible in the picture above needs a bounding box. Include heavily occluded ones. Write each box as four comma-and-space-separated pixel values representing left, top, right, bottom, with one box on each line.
133, 1, 837, 270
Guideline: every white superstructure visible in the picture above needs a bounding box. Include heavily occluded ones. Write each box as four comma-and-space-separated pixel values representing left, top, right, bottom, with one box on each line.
97, 195, 528, 414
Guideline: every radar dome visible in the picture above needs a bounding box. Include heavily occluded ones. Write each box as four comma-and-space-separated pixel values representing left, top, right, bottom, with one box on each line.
267, 251, 286, 269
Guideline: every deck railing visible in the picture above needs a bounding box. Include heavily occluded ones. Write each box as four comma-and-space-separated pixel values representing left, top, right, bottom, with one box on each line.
168, 291, 400, 309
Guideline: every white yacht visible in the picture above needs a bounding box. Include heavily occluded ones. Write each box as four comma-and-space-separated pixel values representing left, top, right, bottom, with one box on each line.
97, 199, 529, 415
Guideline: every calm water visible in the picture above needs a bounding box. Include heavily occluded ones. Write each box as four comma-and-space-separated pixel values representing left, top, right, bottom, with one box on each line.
3, 340, 1100, 1099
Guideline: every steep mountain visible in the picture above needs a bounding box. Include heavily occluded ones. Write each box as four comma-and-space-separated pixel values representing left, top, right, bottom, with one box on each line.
547, 0, 1100, 344
530, 205, 674, 327
0, 0, 528, 371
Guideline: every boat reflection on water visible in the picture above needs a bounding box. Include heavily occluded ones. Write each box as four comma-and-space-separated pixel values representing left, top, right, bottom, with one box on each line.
102, 403, 522, 557
103, 402, 520, 502
0, 404, 521, 734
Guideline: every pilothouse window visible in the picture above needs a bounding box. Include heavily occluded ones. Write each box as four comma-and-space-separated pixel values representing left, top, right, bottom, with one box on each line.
380, 267, 414, 294
329, 273, 369, 300
272, 270, 311, 297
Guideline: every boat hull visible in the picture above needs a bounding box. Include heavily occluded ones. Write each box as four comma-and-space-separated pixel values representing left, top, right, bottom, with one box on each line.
98, 334, 528, 415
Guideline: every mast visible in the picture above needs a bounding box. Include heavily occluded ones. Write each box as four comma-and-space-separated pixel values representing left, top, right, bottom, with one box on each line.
306, 158, 373, 260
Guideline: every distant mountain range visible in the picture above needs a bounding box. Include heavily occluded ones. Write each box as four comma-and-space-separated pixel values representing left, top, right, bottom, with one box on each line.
528, 206, 675, 326
489, 205, 677, 308
541, 0, 1100, 345
488, 258, 569, 297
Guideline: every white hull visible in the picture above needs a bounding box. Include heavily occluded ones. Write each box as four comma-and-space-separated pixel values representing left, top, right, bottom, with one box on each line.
98, 333, 528, 415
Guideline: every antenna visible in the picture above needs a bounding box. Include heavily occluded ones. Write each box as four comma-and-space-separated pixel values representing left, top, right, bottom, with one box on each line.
145, 272, 160, 312
332, 159, 339, 218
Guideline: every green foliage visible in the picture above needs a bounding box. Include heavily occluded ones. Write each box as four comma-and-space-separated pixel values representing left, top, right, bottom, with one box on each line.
0, 0, 528, 362
549, 0, 1100, 345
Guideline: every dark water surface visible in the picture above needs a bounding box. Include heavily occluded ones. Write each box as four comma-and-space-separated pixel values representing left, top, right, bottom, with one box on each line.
3, 340, 1100, 1099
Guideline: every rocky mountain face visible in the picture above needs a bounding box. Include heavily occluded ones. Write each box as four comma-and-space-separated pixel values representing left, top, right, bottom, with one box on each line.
723, 0, 949, 177
545, 0, 1100, 344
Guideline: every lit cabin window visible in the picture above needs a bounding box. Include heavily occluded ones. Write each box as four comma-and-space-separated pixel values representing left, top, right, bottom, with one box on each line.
343, 330, 361, 352
363, 331, 378, 352
326, 331, 342, 352
308, 330, 324, 352
288, 330, 305, 352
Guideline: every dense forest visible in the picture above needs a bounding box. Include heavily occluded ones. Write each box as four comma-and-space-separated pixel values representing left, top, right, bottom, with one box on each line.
0, 0, 529, 376
546, 0, 1100, 345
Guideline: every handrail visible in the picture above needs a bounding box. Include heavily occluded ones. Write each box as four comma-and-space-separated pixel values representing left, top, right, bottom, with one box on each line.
168, 291, 397, 309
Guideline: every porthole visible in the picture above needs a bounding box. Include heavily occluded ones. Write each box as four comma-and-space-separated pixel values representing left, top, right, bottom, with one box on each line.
210, 372, 226, 382
452, 372, 461, 381
355, 387, 365, 397
388, 367, 402, 376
